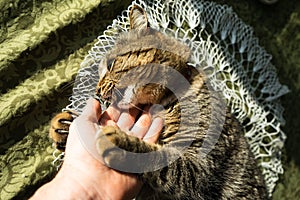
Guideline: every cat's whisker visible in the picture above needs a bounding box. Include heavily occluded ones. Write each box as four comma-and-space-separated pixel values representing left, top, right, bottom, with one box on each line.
128, 102, 145, 112
59, 80, 76, 92
114, 87, 123, 98
114, 87, 146, 112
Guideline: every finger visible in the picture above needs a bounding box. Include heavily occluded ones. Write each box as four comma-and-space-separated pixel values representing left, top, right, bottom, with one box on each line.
117, 107, 140, 130
69, 98, 103, 160
80, 98, 102, 123
71, 97, 102, 136
99, 106, 121, 126
143, 117, 164, 144
130, 106, 152, 139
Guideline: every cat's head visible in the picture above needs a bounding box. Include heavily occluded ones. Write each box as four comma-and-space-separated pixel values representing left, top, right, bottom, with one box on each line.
96, 5, 191, 109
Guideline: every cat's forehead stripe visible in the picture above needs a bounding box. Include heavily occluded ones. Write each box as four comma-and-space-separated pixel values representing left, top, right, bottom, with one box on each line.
108, 29, 190, 62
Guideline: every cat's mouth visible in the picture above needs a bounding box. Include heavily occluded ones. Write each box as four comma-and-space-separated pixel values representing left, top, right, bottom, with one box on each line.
96, 82, 166, 111
94, 92, 112, 109
95, 87, 138, 110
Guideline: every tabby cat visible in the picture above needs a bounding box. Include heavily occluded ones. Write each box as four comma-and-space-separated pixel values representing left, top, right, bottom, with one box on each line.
49, 5, 267, 199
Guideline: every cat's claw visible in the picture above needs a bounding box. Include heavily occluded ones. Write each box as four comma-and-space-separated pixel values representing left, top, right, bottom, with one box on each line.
49, 110, 78, 151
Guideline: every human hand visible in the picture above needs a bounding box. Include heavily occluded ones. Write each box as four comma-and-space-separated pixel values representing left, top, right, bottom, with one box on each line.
31, 98, 163, 200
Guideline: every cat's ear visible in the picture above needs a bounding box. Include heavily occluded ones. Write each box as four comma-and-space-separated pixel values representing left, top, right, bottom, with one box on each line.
129, 5, 149, 30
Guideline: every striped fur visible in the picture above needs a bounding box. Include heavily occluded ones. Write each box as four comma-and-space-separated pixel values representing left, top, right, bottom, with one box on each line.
94, 5, 268, 200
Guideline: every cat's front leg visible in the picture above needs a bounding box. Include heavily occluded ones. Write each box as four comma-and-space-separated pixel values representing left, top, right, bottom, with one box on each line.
96, 126, 160, 169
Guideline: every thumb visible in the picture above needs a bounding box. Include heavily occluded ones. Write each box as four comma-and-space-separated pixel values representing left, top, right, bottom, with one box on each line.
80, 97, 102, 122
68, 97, 103, 161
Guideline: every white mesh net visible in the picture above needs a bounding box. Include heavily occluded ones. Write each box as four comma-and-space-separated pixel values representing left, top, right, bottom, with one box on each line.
63, 0, 289, 196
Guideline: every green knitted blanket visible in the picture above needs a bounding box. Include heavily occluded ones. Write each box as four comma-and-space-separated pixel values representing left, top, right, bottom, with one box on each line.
0, 0, 130, 199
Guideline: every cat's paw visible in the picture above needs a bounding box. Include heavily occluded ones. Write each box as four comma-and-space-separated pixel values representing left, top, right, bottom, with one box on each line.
96, 126, 126, 165
96, 126, 142, 167
49, 110, 78, 151
96, 126, 159, 168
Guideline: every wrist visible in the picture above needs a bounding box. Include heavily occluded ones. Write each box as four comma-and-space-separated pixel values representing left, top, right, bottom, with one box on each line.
31, 164, 109, 200
59, 157, 142, 200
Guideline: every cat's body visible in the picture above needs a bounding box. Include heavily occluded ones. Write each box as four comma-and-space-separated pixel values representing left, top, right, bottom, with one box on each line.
50, 5, 267, 199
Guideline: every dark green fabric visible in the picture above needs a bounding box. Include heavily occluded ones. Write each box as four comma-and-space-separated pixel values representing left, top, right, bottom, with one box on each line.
0, 0, 299, 199
0, 0, 131, 199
